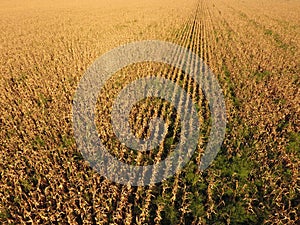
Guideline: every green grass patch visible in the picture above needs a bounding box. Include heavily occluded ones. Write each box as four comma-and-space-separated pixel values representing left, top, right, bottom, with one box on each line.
287, 132, 300, 156
32, 135, 45, 149
253, 70, 270, 82
264, 29, 289, 50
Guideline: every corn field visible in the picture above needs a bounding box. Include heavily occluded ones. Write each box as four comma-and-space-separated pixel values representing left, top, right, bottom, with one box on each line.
0, 0, 299, 224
